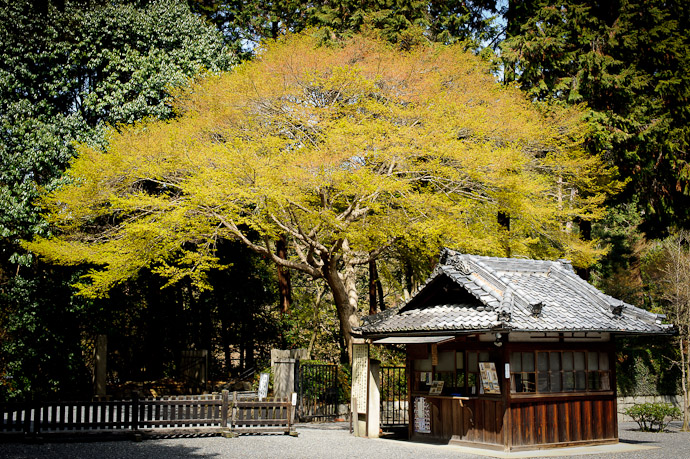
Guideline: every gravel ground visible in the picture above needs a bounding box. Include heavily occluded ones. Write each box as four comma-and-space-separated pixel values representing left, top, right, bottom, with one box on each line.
0, 421, 688, 459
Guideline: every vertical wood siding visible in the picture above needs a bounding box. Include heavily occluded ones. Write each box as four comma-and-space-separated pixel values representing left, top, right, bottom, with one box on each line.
509, 397, 617, 447
425, 398, 505, 446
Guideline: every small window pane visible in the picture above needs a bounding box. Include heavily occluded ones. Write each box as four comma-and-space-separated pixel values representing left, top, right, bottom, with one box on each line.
469, 352, 478, 372
599, 352, 609, 370
456, 370, 466, 388
600, 372, 611, 390
538, 373, 549, 392
468, 373, 478, 394
438, 351, 455, 371
514, 372, 536, 393
550, 372, 562, 392
436, 372, 455, 389
479, 351, 490, 362
575, 371, 586, 390
588, 371, 600, 390
550, 352, 561, 371
538, 353, 548, 371
588, 352, 599, 371
511, 352, 522, 372
574, 352, 585, 371
563, 372, 575, 391
523, 352, 535, 372
456, 352, 465, 370
524, 372, 536, 392
563, 352, 574, 371
415, 358, 432, 371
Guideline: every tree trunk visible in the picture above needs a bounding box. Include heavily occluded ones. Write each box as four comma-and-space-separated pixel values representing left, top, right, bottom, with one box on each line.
307, 286, 325, 357
403, 260, 413, 300
376, 262, 386, 312
498, 211, 511, 258
368, 258, 386, 314
683, 337, 689, 431
369, 259, 378, 315
276, 236, 292, 314
322, 256, 358, 363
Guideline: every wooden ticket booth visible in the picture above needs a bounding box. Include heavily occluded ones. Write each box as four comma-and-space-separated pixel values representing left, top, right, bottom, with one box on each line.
356, 249, 672, 452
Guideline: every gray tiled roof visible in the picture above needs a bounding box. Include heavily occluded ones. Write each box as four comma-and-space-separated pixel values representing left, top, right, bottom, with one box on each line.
357, 249, 672, 336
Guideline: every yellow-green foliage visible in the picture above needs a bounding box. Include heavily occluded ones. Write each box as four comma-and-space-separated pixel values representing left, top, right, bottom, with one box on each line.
27, 34, 620, 297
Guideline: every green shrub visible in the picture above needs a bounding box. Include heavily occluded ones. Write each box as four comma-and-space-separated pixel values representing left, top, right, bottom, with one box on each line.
623, 402, 681, 432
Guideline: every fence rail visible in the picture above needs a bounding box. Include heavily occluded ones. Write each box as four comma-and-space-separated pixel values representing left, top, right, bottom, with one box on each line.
1, 391, 296, 439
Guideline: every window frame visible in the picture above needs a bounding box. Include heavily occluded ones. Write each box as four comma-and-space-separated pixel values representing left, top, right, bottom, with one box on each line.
510, 349, 612, 395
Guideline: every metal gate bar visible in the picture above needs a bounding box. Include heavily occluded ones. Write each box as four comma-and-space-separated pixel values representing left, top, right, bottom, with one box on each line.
297, 363, 338, 421
380, 366, 408, 426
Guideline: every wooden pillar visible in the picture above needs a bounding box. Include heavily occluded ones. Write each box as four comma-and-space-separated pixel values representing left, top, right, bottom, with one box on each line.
367, 359, 381, 438
502, 339, 513, 451
407, 349, 414, 440
221, 390, 229, 427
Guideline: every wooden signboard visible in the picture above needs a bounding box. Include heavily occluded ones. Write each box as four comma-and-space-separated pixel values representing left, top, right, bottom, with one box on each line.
479, 362, 501, 394
351, 343, 369, 414
429, 380, 444, 395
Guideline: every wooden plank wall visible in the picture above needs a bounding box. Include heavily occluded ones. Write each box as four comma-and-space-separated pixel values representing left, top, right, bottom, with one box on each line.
509, 397, 617, 447
428, 398, 504, 446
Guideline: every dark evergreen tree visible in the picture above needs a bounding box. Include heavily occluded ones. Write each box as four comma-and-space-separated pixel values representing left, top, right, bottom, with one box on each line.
189, 0, 501, 56
0, 0, 234, 401
501, 0, 690, 233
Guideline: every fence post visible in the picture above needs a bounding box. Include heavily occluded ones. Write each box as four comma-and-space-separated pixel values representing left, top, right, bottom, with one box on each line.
24, 403, 33, 436
221, 390, 229, 427
231, 391, 237, 430
131, 391, 139, 431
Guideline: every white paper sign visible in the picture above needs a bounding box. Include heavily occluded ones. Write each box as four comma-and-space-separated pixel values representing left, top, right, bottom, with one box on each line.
258, 372, 269, 400
414, 397, 431, 433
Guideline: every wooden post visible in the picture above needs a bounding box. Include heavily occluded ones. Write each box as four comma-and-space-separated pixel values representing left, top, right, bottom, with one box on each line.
221, 390, 229, 427
24, 403, 33, 435
288, 392, 298, 436
406, 351, 414, 441
231, 392, 237, 429
352, 397, 359, 437
367, 359, 381, 438
132, 391, 139, 431
502, 340, 512, 451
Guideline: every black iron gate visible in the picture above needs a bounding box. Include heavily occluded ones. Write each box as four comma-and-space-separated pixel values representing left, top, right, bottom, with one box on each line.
297, 363, 339, 421
380, 366, 408, 426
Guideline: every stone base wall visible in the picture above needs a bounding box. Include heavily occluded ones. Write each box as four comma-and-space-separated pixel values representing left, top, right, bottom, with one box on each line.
617, 395, 683, 422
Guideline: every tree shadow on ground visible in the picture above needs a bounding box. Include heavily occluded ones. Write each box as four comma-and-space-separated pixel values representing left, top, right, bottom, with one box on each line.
0, 438, 222, 459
